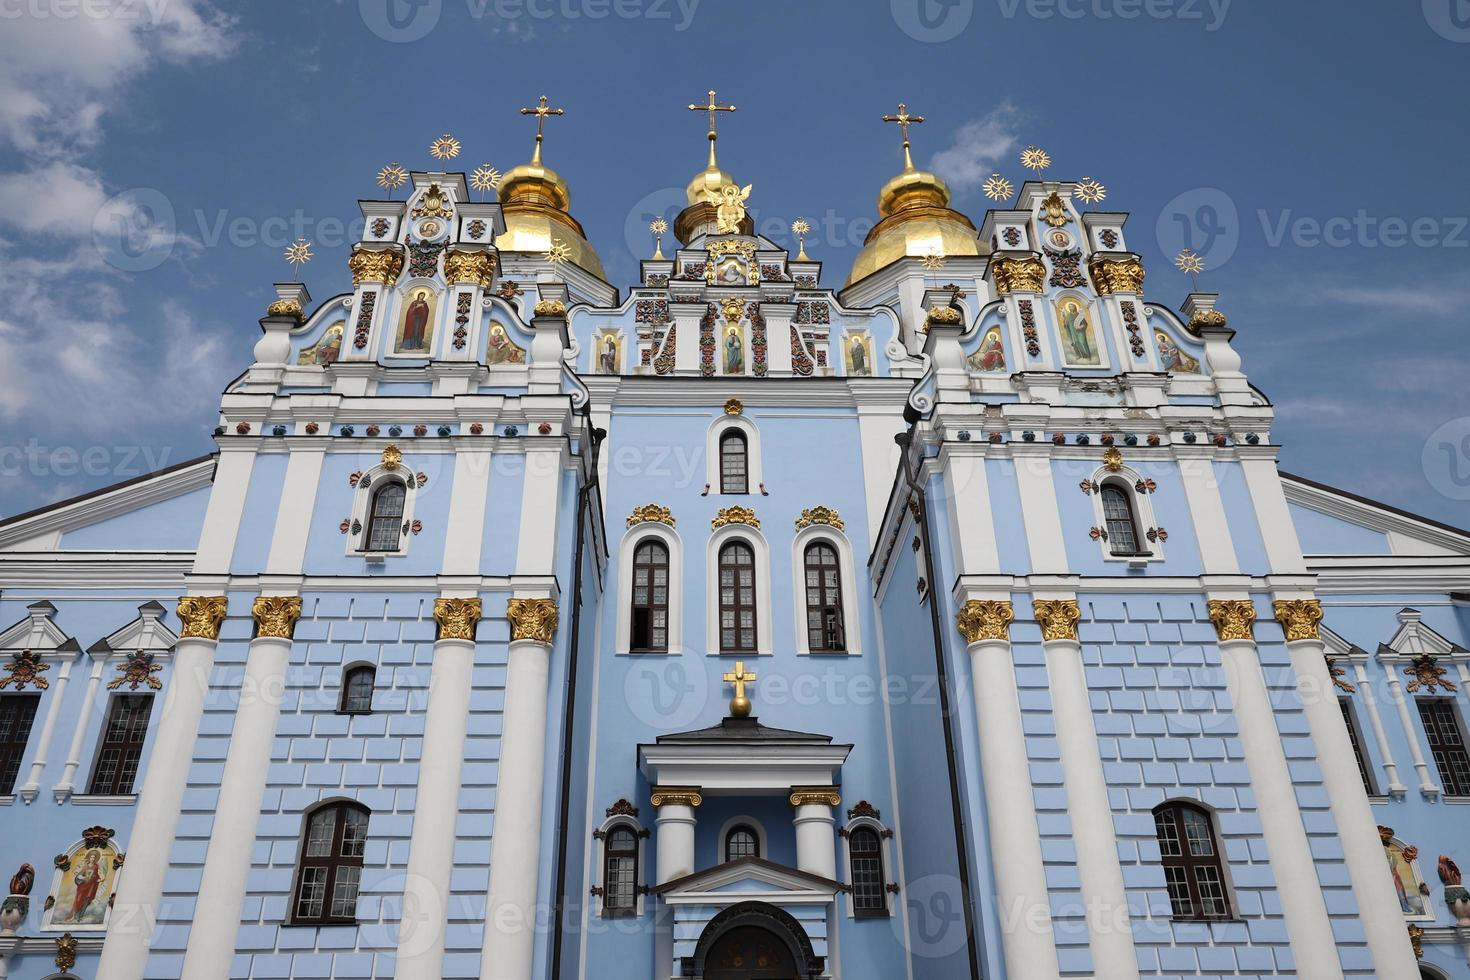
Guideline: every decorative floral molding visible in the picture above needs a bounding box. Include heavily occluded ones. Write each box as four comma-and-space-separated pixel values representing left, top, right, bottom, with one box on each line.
627, 504, 676, 528
789, 786, 841, 807
251, 596, 303, 639
1033, 599, 1082, 642
1404, 654, 1457, 694
107, 653, 163, 691
711, 505, 760, 530
0, 651, 49, 691
1273, 599, 1324, 642
955, 600, 1014, 644
347, 245, 405, 285
433, 598, 481, 642
1207, 599, 1256, 642
649, 786, 703, 808
506, 598, 558, 644
794, 506, 844, 531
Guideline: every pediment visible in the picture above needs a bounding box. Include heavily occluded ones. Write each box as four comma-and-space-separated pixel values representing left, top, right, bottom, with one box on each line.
654, 857, 842, 906
0, 601, 73, 652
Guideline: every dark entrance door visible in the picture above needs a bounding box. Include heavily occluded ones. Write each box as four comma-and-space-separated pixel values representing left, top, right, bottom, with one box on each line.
703, 924, 800, 979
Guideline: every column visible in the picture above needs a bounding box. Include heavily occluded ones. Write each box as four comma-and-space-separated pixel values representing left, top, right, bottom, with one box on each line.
1274, 599, 1420, 977
479, 597, 558, 980
1350, 659, 1406, 796
98, 596, 229, 980
789, 787, 840, 880
17, 653, 74, 803
955, 600, 1061, 980
53, 649, 106, 800
1034, 599, 1140, 980
650, 788, 701, 884
394, 597, 481, 980
1208, 599, 1343, 980
1380, 657, 1439, 796
180, 596, 302, 980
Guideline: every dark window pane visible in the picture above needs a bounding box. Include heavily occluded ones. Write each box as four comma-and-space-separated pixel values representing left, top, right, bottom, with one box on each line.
1153, 802, 1231, 919
630, 540, 670, 652
849, 828, 886, 915
366, 482, 406, 552
1340, 699, 1376, 795
1101, 485, 1142, 556
720, 432, 748, 494
294, 803, 369, 924
88, 694, 153, 795
725, 826, 759, 862
0, 695, 40, 794
803, 543, 846, 651
341, 666, 375, 713
603, 824, 640, 913
718, 542, 758, 652
1419, 700, 1470, 797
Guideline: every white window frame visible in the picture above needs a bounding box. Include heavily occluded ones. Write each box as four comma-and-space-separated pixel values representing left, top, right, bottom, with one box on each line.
592, 814, 647, 917
346, 464, 419, 559
717, 814, 768, 865
706, 526, 773, 657
706, 415, 763, 495
1087, 463, 1165, 566
790, 525, 862, 656
839, 814, 895, 918
616, 522, 684, 655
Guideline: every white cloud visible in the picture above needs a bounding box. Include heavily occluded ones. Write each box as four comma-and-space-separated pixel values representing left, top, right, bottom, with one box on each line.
928, 102, 1025, 193
1296, 282, 1470, 317
0, 162, 112, 236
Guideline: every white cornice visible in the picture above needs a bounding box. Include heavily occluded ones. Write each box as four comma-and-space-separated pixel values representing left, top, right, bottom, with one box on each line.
1282, 474, 1470, 557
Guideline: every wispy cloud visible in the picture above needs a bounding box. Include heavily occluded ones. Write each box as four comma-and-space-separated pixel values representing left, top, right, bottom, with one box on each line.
928, 101, 1024, 194
1292, 282, 1470, 317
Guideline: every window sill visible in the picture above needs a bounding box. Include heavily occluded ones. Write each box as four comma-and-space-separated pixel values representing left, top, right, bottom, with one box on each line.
1441, 796, 1470, 805
1169, 915, 1242, 924
335, 709, 374, 717
70, 794, 138, 806
0, 795, 13, 806
600, 909, 638, 919
282, 918, 359, 929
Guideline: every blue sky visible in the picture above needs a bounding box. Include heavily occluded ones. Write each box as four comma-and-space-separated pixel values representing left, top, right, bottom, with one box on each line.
1, 0, 1467, 525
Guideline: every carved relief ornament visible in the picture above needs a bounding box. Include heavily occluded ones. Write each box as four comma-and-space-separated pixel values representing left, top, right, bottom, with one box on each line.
433, 597, 482, 642
1089, 257, 1146, 295
177, 595, 229, 640
251, 596, 303, 639
348, 246, 405, 285
1272, 599, 1323, 642
955, 600, 1014, 644
1208, 599, 1257, 642
443, 249, 497, 288
1033, 599, 1082, 642
991, 256, 1047, 295
507, 597, 558, 644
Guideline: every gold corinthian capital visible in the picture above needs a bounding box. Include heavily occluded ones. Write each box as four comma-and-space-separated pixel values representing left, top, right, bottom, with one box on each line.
1033, 599, 1082, 642
956, 600, 1014, 644
251, 596, 303, 639
177, 596, 229, 640
506, 598, 559, 644
434, 597, 482, 642
1208, 599, 1257, 643
1273, 599, 1323, 643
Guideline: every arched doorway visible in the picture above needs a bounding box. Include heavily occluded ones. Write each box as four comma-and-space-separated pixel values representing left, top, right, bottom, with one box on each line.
704, 924, 799, 979
686, 901, 822, 979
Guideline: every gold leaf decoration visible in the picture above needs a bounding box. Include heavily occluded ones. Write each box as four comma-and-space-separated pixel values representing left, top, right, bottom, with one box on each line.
1033, 599, 1082, 642
789, 786, 841, 807
956, 600, 1014, 643
177, 595, 229, 640
711, 505, 760, 529
533, 299, 567, 317
627, 504, 676, 528
724, 398, 743, 416
991, 256, 1046, 294
429, 134, 461, 160
1089, 257, 1146, 295
377, 163, 408, 192
433, 597, 482, 642
443, 249, 496, 288
1020, 145, 1051, 172
1207, 599, 1256, 643
794, 506, 844, 531
982, 173, 1014, 201
1075, 176, 1106, 204
506, 597, 559, 644
1273, 599, 1324, 643
348, 246, 405, 285
650, 785, 703, 808
251, 596, 303, 639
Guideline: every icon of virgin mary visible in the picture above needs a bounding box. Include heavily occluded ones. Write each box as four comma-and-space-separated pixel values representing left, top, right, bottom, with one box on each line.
400, 290, 431, 351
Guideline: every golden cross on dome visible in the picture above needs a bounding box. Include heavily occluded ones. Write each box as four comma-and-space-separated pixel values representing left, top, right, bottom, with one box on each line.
519, 95, 565, 165
723, 660, 757, 718
688, 89, 736, 167
882, 102, 926, 172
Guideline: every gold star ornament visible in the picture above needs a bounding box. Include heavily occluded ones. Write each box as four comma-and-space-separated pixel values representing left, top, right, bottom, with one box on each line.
377, 163, 408, 193
920, 251, 946, 270
1076, 176, 1106, 204
470, 164, 502, 193
284, 239, 314, 268
1174, 249, 1205, 275
546, 238, 572, 264
982, 173, 1014, 201
429, 134, 462, 160
1020, 145, 1051, 173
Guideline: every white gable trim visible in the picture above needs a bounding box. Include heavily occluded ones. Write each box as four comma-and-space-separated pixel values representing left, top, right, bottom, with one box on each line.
1282, 474, 1470, 557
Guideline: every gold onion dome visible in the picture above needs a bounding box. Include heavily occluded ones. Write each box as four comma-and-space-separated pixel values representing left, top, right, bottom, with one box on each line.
846, 107, 984, 286
674, 89, 752, 244
495, 101, 606, 280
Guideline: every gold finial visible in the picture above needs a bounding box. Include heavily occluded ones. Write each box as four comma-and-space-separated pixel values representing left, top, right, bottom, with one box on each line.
983, 173, 1014, 202
1076, 176, 1106, 204
377, 162, 408, 198
688, 88, 737, 169
519, 95, 566, 166
283, 239, 313, 278
723, 660, 757, 718
1020, 145, 1051, 173
429, 134, 461, 161
649, 217, 668, 260
791, 218, 811, 261
881, 102, 926, 172
1174, 248, 1205, 290
470, 164, 502, 199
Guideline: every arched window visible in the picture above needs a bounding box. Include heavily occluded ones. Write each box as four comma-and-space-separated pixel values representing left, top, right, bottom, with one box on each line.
364, 481, 406, 552
719, 431, 748, 494
1100, 483, 1143, 556
718, 541, 757, 652
803, 542, 846, 652
339, 665, 376, 714
848, 827, 887, 916
292, 802, 369, 924
1153, 801, 1230, 919
630, 540, 670, 652
724, 824, 760, 862
602, 824, 639, 915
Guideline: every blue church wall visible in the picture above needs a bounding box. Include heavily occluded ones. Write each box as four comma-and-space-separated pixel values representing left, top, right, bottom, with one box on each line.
300, 451, 456, 578
229, 454, 288, 574
58, 484, 210, 551
1215, 462, 1271, 573
983, 458, 1031, 577
479, 455, 527, 574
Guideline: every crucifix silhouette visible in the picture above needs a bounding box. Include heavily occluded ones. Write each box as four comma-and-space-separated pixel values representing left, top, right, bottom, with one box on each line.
723, 660, 757, 718
881, 101, 926, 172
519, 95, 565, 166
688, 89, 736, 169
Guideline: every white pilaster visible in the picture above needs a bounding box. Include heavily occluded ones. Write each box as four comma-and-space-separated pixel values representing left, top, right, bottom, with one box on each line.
479, 603, 556, 980
442, 450, 493, 576
514, 447, 565, 577
193, 447, 258, 575
1351, 659, 1406, 796
1177, 452, 1238, 575
1010, 446, 1068, 575
1381, 659, 1440, 796
265, 447, 325, 575
180, 603, 297, 980
17, 655, 73, 803
53, 651, 106, 800
792, 798, 838, 880
653, 800, 698, 884
1213, 608, 1343, 979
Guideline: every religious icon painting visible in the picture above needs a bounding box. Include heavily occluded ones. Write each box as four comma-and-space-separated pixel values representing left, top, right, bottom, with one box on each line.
485, 321, 527, 366
1054, 297, 1101, 367
846, 332, 874, 377
1154, 330, 1200, 373
43, 835, 123, 932
396, 288, 436, 354
1383, 837, 1433, 919
595, 330, 621, 375
298, 322, 344, 365
716, 258, 745, 285
723, 325, 745, 375
967, 325, 1007, 373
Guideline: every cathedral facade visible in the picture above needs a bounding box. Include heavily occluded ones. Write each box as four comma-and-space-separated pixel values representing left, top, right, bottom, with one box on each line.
0, 97, 1467, 980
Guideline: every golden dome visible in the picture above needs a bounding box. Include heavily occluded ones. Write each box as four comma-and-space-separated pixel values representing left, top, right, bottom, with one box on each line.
845, 163, 984, 286
494, 148, 606, 280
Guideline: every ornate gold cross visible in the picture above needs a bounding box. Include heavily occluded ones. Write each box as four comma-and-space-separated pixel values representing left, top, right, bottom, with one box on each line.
689, 89, 736, 168
882, 101, 926, 171
519, 95, 565, 164
723, 660, 757, 718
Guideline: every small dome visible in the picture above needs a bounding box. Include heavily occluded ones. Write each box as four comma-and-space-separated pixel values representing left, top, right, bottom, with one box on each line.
674, 161, 753, 244
494, 157, 606, 280
845, 165, 985, 286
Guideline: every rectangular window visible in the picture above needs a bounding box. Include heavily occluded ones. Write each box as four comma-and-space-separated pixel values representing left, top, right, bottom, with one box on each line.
1419, 699, 1470, 797
1339, 699, 1376, 795
0, 695, 40, 794
88, 694, 153, 796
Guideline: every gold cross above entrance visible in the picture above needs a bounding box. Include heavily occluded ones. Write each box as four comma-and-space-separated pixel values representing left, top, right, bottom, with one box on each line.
723, 660, 757, 718
881, 101, 926, 171
519, 95, 565, 164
